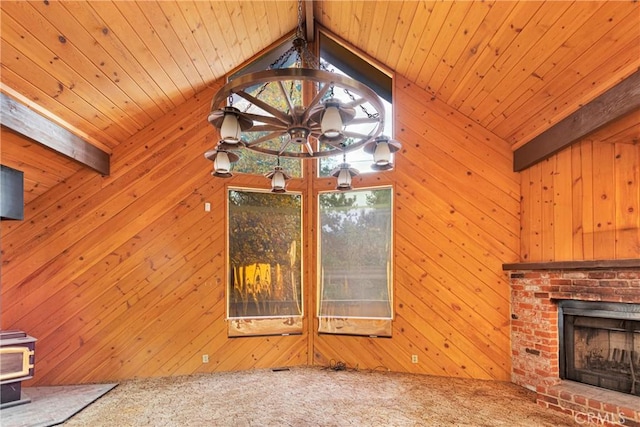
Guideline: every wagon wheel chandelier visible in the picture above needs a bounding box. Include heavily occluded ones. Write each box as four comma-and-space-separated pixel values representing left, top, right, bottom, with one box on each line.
204, 0, 401, 191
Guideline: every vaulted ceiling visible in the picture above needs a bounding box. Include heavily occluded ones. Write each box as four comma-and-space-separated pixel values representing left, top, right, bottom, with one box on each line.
1, 1, 639, 201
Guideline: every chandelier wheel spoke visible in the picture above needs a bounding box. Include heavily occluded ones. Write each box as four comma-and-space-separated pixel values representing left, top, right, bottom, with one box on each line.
244, 131, 287, 147
301, 84, 331, 123
239, 112, 289, 128
236, 90, 291, 124
276, 81, 296, 115
246, 124, 289, 133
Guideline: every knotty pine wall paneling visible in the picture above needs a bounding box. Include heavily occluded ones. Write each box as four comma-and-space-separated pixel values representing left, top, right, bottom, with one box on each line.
519, 112, 640, 262
0, 82, 308, 386
312, 75, 520, 381
0, 127, 84, 204
2, 73, 520, 385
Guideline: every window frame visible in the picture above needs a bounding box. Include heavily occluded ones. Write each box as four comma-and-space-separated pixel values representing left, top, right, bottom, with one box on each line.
226, 187, 305, 337
316, 185, 395, 337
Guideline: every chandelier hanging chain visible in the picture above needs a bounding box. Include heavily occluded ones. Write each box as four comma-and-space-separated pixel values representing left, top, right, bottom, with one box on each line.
343, 87, 379, 120
296, 0, 305, 40
243, 46, 298, 114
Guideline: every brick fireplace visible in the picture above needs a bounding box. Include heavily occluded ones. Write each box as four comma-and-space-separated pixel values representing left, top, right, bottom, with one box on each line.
504, 260, 640, 426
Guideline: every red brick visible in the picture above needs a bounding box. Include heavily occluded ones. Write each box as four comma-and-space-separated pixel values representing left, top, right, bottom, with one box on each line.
617, 271, 640, 279
573, 280, 596, 287
600, 280, 629, 287
622, 418, 640, 427
559, 391, 573, 401
537, 400, 549, 409
563, 272, 588, 279
516, 302, 534, 310
588, 399, 603, 410
614, 288, 640, 297
559, 401, 586, 412
538, 394, 558, 405
618, 406, 639, 421
535, 344, 557, 354
550, 279, 572, 286
536, 385, 548, 393
573, 395, 586, 405
550, 292, 573, 299
534, 330, 556, 338
588, 271, 616, 279
545, 387, 560, 397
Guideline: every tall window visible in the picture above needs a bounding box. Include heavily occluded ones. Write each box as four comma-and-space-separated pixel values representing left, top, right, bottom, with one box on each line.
227, 189, 303, 337
318, 187, 394, 337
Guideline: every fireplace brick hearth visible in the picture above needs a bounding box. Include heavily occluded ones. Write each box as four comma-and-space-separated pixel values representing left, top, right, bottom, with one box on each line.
505, 262, 640, 426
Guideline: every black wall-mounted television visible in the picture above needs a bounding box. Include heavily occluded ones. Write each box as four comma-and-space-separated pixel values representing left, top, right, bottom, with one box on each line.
1, 164, 24, 221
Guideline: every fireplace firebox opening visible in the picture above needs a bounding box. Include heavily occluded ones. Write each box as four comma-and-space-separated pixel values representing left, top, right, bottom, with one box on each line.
558, 300, 640, 397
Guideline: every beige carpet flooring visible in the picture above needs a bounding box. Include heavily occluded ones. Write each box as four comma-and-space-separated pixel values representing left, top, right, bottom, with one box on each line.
61, 366, 577, 426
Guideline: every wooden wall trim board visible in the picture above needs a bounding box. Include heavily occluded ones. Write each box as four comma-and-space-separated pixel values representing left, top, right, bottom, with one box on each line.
504, 259, 640, 271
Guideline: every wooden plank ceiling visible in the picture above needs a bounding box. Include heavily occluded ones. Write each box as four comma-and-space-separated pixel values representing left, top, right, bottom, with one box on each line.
1, 1, 639, 201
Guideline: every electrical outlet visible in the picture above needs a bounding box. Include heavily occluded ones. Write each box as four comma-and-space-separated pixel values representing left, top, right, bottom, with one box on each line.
202, 354, 209, 363
411, 354, 418, 364
204, 202, 211, 212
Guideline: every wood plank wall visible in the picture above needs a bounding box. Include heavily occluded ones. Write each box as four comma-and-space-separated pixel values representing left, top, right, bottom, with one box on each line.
519, 112, 640, 262
1, 73, 519, 386
313, 75, 519, 380
1, 82, 306, 386
1, 127, 83, 205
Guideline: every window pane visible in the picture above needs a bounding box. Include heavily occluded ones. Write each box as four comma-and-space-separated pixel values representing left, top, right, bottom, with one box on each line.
227, 189, 303, 336
318, 34, 393, 176
225, 39, 303, 177
318, 188, 393, 336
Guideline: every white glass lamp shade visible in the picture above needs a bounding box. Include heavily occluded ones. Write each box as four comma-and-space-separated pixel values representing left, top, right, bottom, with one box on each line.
336, 168, 352, 189
321, 105, 343, 139
373, 140, 392, 166
271, 171, 287, 192
331, 162, 358, 191
213, 151, 231, 173
221, 113, 242, 143
265, 165, 290, 192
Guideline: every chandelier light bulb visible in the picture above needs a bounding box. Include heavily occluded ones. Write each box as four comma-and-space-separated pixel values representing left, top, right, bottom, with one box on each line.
220, 113, 241, 143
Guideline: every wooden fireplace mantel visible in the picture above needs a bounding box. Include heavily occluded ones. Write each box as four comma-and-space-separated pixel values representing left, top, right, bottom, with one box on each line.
502, 258, 640, 271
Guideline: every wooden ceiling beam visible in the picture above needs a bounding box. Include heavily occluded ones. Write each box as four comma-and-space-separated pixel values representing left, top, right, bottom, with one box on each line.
513, 69, 640, 172
0, 92, 110, 176
305, 0, 314, 42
